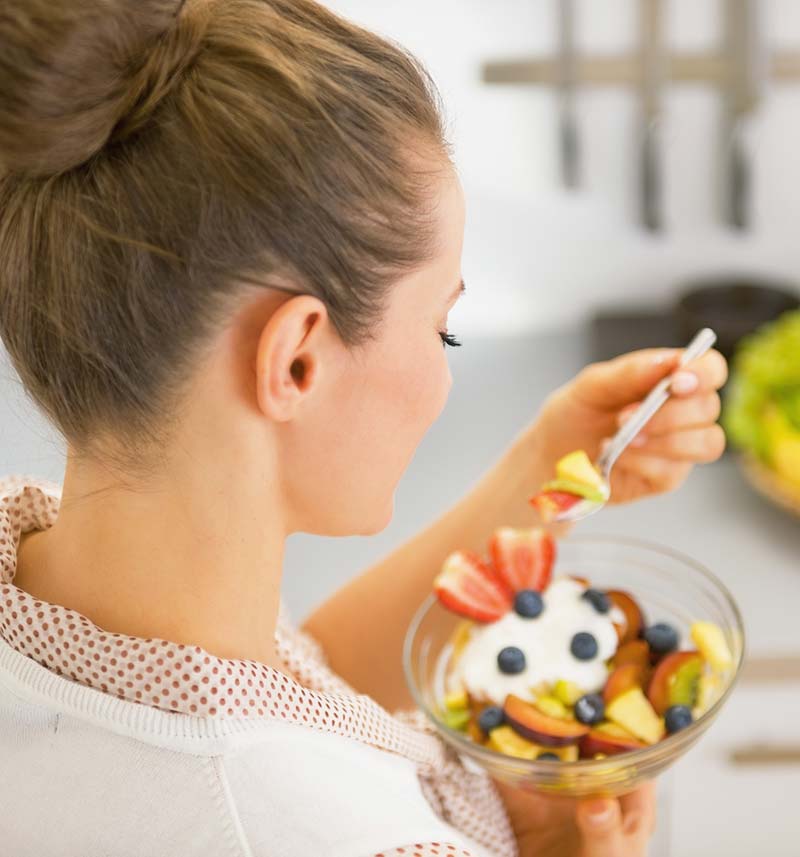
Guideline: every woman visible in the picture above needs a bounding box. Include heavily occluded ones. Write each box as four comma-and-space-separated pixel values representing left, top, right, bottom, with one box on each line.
0, 1, 727, 855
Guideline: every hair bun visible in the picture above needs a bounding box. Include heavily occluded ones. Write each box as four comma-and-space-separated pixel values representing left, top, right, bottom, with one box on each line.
0, 0, 203, 178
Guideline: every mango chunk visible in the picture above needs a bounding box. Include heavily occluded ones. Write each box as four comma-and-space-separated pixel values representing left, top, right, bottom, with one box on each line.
690, 621, 733, 673
606, 686, 665, 745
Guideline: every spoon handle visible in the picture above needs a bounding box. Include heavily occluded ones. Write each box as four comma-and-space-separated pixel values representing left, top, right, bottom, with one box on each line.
598, 328, 718, 474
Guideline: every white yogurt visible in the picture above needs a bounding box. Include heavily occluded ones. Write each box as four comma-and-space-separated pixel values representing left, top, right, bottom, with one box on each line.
449, 577, 622, 705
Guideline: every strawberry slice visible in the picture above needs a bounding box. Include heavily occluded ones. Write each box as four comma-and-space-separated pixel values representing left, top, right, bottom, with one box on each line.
433, 549, 513, 622
529, 490, 582, 524
488, 527, 555, 593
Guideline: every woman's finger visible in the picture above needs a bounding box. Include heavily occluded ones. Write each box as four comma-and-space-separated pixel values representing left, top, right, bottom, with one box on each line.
573, 347, 727, 413
614, 450, 693, 494
576, 798, 625, 857
625, 425, 727, 463
574, 349, 683, 411
672, 349, 728, 396
619, 781, 657, 838
617, 393, 721, 437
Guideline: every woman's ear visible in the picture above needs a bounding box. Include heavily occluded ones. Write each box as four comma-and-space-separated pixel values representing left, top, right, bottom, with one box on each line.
255, 295, 328, 422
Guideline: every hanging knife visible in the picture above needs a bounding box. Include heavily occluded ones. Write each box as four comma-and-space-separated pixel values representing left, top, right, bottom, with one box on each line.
724, 0, 763, 230
557, 0, 580, 189
639, 0, 664, 231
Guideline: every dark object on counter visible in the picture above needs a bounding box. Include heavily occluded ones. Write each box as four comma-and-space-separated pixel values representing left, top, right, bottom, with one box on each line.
676, 279, 800, 359
590, 311, 681, 363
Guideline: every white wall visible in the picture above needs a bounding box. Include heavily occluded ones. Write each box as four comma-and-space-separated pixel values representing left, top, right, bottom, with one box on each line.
325, 0, 800, 336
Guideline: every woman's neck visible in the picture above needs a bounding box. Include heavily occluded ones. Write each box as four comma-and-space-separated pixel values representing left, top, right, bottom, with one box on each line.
13, 458, 289, 674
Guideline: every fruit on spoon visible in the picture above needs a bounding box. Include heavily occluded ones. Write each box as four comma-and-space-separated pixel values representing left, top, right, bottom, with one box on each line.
528, 449, 608, 522
556, 450, 608, 493
540, 478, 606, 504
529, 491, 581, 524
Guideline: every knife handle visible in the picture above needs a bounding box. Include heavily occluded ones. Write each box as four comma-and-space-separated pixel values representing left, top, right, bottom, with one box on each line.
641, 118, 662, 232
560, 108, 580, 189
729, 121, 751, 230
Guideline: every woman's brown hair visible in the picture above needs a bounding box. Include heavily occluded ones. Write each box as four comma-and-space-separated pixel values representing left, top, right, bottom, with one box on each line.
0, 0, 452, 476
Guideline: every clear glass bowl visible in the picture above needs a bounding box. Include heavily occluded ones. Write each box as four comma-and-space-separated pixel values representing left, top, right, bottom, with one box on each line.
402, 535, 745, 798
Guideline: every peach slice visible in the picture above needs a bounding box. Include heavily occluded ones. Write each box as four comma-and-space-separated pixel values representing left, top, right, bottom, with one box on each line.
603, 662, 648, 704
607, 590, 645, 644
503, 693, 589, 747
611, 639, 650, 671
580, 725, 648, 758
647, 650, 703, 715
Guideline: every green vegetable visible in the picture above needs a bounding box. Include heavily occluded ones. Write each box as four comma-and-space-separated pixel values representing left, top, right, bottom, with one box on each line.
723, 309, 800, 464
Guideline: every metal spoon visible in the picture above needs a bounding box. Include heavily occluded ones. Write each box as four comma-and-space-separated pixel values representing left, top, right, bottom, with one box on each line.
552, 327, 719, 524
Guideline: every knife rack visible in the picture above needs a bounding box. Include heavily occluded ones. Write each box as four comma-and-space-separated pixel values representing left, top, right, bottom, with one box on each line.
481, 1, 800, 232
482, 52, 800, 87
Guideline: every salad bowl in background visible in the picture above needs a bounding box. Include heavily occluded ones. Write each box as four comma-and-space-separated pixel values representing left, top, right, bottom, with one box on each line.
724, 309, 800, 517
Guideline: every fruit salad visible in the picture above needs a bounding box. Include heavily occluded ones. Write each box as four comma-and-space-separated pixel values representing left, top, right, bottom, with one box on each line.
529, 450, 610, 523
432, 528, 734, 763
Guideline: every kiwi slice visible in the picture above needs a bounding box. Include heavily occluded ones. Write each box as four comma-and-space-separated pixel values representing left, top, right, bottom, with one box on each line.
541, 478, 606, 504
442, 708, 471, 731
669, 657, 703, 708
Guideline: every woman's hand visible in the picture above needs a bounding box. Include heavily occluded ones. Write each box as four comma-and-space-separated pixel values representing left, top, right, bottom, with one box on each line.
531, 348, 729, 504
493, 777, 656, 857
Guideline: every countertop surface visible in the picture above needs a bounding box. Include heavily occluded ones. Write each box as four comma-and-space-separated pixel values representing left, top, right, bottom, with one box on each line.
2, 325, 798, 855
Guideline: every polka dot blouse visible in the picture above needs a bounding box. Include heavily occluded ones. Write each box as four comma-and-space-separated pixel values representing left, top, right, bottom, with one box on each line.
0, 475, 518, 857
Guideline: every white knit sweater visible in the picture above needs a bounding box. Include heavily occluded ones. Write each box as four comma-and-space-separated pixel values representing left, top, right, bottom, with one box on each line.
0, 475, 517, 857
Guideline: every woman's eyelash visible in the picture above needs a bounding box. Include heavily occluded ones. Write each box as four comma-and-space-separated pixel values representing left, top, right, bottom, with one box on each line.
439, 330, 462, 348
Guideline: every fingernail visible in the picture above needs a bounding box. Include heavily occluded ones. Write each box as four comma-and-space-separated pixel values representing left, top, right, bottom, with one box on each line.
585, 800, 614, 825
671, 371, 698, 394
631, 434, 647, 448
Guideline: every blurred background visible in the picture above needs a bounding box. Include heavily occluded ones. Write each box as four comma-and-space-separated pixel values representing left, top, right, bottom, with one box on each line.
2, 2, 800, 855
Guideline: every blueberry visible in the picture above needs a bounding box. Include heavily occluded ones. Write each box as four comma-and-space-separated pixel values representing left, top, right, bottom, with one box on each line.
570, 631, 599, 660
644, 623, 679, 655
664, 704, 694, 734
497, 646, 526, 674
514, 589, 544, 619
537, 752, 560, 761
478, 705, 505, 733
581, 588, 611, 614
574, 693, 605, 725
